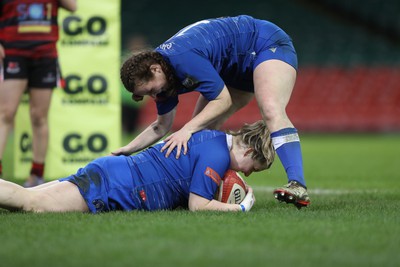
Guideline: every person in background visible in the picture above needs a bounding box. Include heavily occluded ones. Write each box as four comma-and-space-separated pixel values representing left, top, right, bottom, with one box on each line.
0, 120, 274, 213
0, 0, 77, 186
115, 15, 310, 208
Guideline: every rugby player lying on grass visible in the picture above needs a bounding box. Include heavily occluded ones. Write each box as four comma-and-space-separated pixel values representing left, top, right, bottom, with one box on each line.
0, 121, 274, 213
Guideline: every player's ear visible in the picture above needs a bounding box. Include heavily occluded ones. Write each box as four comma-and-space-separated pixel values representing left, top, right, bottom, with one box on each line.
149, 64, 161, 73
244, 148, 254, 157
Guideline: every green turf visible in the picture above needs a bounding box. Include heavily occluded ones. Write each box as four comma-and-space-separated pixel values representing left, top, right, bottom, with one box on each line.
1, 133, 399, 267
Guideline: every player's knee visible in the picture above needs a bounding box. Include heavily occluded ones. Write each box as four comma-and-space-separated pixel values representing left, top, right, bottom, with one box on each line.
262, 103, 285, 121
30, 111, 48, 128
0, 108, 17, 125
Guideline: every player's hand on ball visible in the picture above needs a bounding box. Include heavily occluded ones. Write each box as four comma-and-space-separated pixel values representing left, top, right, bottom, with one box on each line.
239, 186, 255, 212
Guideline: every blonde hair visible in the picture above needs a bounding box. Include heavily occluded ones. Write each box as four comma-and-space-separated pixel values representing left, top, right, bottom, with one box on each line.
229, 120, 275, 169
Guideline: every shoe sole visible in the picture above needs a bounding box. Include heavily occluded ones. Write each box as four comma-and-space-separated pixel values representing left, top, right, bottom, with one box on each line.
273, 189, 310, 210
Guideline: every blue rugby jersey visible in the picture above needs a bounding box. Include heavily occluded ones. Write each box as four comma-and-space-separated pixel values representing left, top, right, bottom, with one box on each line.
62, 130, 231, 212
154, 15, 295, 114
128, 130, 230, 210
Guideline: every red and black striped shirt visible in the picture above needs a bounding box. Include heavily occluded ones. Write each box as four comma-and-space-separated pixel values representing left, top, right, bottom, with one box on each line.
0, 0, 60, 57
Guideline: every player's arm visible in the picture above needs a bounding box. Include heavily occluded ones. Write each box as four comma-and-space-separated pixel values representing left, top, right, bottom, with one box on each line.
183, 85, 232, 132
59, 0, 77, 12
188, 192, 241, 212
161, 86, 232, 158
112, 107, 176, 155
188, 187, 255, 212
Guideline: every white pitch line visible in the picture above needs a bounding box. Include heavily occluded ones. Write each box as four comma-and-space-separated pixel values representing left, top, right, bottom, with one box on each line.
253, 186, 384, 195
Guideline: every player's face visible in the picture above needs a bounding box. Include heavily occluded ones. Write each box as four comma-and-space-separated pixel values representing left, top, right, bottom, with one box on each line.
134, 65, 167, 100
240, 160, 265, 177
230, 152, 266, 177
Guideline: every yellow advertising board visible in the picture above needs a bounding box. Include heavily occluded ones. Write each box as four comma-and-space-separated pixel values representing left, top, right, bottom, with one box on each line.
14, 1, 121, 179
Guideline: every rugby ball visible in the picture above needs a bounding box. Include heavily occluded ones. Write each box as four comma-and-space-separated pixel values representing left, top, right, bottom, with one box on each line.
216, 170, 247, 204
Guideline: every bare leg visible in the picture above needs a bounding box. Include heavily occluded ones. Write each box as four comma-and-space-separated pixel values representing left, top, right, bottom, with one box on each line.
29, 88, 53, 163
254, 59, 308, 195
24, 88, 53, 186
0, 179, 31, 211
253, 59, 296, 132
0, 179, 89, 212
26, 180, 59, 190
0, 80, 27, 162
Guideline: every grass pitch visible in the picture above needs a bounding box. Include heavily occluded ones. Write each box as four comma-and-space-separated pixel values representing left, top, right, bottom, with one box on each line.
1, 133, 399, 267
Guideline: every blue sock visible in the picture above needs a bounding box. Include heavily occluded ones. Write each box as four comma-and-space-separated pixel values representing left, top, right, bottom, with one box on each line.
271, 128, 306, 188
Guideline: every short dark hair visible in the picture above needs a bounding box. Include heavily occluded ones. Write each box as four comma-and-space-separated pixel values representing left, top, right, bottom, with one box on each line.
120, 51, 178, 101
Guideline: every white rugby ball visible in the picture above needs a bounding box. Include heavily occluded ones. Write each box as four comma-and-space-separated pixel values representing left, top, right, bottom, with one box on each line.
216, 170, 247, 204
